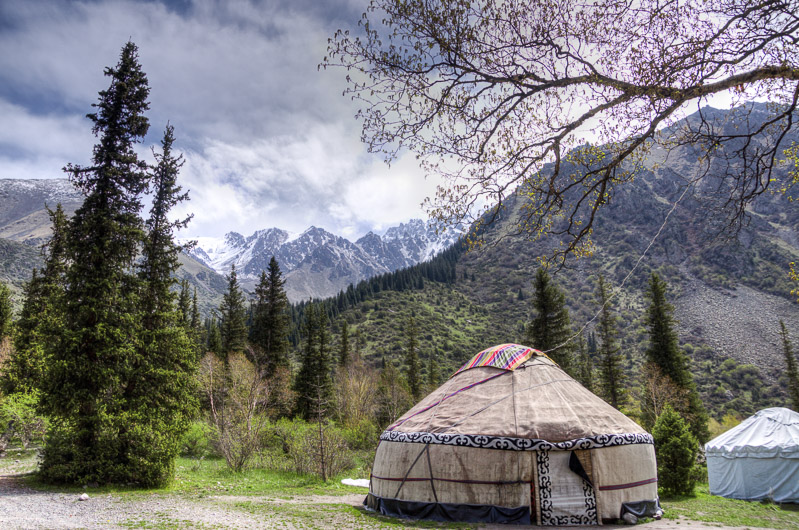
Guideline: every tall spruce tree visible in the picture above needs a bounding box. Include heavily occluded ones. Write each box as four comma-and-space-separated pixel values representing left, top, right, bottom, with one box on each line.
405, 316, 421, 400
250, 257, 290, 375
2, 205, 69, 395
219, 265, 248, 359
126, 123, 198, 485
596, 275, 626, 409
177, 280, 191, 327
40, 41, 154, 484
525, 268, 573, 373
643, 273, 708, 442
779, 320, 799, 410
294, 304, 334, 420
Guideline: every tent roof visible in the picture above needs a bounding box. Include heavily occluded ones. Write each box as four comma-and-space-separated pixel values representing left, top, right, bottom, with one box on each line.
388, 345, 646, 443
705, 407, 799, 458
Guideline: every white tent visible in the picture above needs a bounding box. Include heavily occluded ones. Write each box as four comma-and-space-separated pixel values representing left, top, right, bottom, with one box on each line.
705, 407, 799, 503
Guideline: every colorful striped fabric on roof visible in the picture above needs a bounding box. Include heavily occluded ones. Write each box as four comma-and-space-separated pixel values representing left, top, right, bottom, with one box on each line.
454, 344, 542, 375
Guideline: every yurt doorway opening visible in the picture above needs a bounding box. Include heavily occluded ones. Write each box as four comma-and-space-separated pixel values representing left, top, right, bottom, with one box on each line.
534, 450, 599, 525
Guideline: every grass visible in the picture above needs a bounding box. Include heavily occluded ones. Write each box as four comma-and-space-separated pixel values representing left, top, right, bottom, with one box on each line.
7, 451, 799, 529
662, 484, 799, 528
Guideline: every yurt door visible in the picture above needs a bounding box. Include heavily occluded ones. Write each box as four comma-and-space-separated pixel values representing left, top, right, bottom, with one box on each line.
535, 451, 599, 525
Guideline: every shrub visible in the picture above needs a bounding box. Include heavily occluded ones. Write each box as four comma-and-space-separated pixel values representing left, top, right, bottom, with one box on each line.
180, 421, 214, 458
653, 404, 699, 496
0, 390, 47, 449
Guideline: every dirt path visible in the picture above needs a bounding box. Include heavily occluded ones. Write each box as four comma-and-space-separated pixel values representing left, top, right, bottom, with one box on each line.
0, 472, 780, 529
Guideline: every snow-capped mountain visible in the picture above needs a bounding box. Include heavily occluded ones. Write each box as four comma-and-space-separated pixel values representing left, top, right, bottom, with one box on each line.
185, 221, 461, 301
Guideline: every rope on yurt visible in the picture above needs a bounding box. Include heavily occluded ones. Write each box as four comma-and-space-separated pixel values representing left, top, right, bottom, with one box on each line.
394, 443, 429, 499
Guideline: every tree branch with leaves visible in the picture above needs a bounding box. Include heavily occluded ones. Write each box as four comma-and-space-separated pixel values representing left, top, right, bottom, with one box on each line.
326, 0, 799, 262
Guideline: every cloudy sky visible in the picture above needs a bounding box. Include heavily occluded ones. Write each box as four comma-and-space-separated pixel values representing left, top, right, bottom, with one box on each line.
0, 0, 439, 240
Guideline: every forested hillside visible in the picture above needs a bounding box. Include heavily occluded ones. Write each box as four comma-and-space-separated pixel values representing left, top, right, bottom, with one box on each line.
301, 105, 799, 422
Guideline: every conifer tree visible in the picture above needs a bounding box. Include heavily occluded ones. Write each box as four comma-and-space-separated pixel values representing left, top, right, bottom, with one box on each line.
3, 205, 68, 395
250, 257, 290, 375
596, 275, 626, 409
294, 304, 334, 420
427, 354, 440, 389
190, 288, 203, 357
40, 41, 154, 484
525, 268, 573, 372
338, 323, 350, 366
0, 281, 12, 339
177, 280, 191, 326
779, 320, 799, 410
405, 316, 421, 400
219, 265, 248, 359
207, 317, 222, 356
652, 404, 699, 496
643, 273, 708, 442
129, 123, 197, 485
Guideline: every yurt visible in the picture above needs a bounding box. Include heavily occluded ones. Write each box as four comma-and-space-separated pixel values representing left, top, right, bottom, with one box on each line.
367, 344, 660, 525
705, 407, 799, 503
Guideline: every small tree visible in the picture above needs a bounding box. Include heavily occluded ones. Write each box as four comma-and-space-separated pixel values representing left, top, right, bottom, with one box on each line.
338, 323, 351, 367
779, 320, 799, 410
652, 404, 698, 497
219, 265, 248, 359
575, 333, 594, 393
199, 350, 268, 472
377, 361, 413, 426
636, 363, 689, 432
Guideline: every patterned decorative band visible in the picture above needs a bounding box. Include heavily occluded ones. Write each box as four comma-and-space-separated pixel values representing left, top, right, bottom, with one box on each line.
379, 430, 654, 451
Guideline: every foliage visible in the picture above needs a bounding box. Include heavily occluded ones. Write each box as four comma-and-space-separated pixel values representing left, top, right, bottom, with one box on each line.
334, 356, 379, 434
219, 265, 248, 359
524, 268, 572, 372
270, 418, 353, 481
250, 257, 291, 376
39, 41, 158, 486
293, 304, 334, 421
0, 390, 47, 449
643, 273, 708, 442
199, 351, 269, 472
778, 320, 799, 410
0, 281, 12, 338
653, 404, 699, 497
404, 315, 421, 400
791, 262, 799, 302
635, 363, 689, 433
3, 206, 68, 396
595, 275, 625, 409
376, 361, 413, 427
179, 420, 215, 459
327, 0, 799, 262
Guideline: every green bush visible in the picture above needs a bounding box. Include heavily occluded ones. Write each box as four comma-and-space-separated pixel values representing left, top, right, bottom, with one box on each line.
653, 404, 699, 496
180, 420, 215, 458
0, 390, 47, 449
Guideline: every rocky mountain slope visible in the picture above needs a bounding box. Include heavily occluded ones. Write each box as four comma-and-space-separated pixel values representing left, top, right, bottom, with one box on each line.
310, 104, 799, 417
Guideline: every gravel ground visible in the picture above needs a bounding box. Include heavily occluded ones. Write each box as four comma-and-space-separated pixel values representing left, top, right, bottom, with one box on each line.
0, 458, 781, 529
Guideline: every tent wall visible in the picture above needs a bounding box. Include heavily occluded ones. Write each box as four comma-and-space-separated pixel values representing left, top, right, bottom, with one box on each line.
592, 444, 659, 520
370, 439, 659, 524
707, 455, 799, 503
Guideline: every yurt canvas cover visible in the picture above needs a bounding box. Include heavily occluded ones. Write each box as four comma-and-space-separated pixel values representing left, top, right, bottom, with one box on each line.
367, 344, 660, 525
705, 407, 799, 503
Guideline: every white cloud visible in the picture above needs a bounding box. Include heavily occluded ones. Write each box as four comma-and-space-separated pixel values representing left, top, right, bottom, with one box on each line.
0, 0, 442, 240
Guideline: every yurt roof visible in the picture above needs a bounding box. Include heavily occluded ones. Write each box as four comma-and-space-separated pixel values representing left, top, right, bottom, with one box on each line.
386, 343, 646, 445
705, 407, 799, 458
